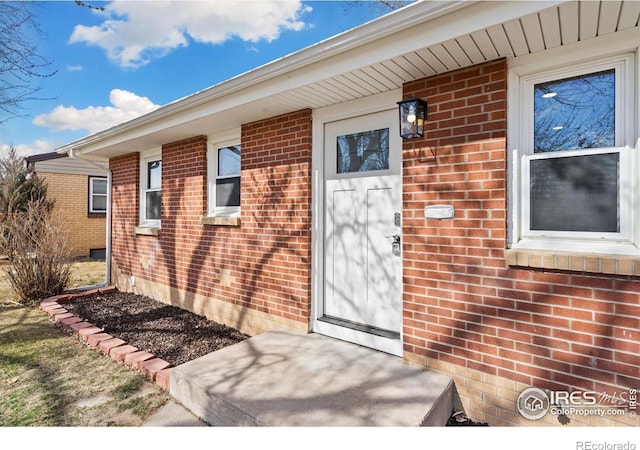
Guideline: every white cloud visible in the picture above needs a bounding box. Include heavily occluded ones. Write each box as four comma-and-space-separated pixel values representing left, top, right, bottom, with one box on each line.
33, 89, 160, 134
0, 140, 57, 158
69, 0, 312, 69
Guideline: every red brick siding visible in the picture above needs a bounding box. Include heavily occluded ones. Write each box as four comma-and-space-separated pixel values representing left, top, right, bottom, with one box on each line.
155, 136, 208, 294
402, 59, 639, 395
110, 153, 139, 276
109, 111, 312, 327
240, 110, 313, 321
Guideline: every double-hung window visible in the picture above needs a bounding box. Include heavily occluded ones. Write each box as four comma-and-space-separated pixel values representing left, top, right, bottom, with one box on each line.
139, 151, 162, 228
510, 53, 637, 255
207, 139, 241, 217
89, 176, 107, 214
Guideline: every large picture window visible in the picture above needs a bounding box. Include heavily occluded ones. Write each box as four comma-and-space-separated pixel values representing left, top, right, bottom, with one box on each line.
510, 53, 636, 255
529, 69, 619, 234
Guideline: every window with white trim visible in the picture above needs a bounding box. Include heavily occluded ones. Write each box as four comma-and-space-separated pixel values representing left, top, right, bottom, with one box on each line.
509, 53, 638, 255
207, 140, 241, 217
139, 151, 162, 228
89, 176, 107, 213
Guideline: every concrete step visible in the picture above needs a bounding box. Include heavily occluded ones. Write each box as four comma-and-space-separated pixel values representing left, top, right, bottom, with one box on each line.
170, 329, 454, 426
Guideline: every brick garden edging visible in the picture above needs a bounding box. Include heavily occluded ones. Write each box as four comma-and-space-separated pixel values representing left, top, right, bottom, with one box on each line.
39, 286, 172, 392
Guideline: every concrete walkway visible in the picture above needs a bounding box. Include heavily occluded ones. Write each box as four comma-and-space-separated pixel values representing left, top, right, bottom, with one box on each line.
168, 330, 454, 427
143, 401, 209, 427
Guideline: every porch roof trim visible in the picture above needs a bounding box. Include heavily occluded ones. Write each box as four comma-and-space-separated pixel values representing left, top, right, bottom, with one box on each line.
59, 1, 624, 160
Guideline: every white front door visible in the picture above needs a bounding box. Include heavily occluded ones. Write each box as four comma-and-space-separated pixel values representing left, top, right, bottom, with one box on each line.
318, 108, 402, 354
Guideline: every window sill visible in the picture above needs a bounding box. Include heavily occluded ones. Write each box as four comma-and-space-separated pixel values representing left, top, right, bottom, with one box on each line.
505, 249, 640, 276
200, 216, 241, 227
134, 226, 160, 236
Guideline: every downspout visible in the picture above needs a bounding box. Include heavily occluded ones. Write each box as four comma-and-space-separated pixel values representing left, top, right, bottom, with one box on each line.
68, 148, 112, 290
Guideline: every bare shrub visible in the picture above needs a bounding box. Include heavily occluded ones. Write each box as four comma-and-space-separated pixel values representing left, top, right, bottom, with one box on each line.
0, 148, 52, 218
1, 198, 72, 305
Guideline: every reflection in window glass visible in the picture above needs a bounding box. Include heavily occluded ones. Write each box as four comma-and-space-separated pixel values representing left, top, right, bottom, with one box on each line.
534, 69, 615, 153
147, 160, 161, 189
216, 145, 241, 209
530, 153, 619, 232
337, 128, 389, 173
218, 146, 241, 176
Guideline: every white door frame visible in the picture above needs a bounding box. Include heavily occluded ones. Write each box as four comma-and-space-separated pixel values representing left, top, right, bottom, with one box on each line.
311, 89, 403, 356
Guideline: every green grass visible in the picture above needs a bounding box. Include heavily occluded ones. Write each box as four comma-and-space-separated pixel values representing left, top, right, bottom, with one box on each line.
0, 259, 171, 426
112, 375, 145, 401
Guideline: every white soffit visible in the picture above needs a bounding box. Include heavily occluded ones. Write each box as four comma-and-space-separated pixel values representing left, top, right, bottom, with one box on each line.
63, 0, 640, 159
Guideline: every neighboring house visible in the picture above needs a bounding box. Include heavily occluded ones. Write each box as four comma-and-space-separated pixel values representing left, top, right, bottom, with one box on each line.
26, 152, 108, 258
59, 1, 639, 427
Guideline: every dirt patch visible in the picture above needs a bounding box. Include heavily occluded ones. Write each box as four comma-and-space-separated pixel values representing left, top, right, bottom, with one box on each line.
62, 290, 249, 366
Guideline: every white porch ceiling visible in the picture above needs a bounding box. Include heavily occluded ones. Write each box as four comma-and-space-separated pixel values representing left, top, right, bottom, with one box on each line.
65, 1, 640, 159
283, 0, 640, 108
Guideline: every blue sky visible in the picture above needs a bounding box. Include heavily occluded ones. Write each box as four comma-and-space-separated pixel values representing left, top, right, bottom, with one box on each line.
0, 0, 395, 157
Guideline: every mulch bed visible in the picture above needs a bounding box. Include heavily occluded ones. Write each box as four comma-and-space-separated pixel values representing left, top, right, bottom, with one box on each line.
62, 290, 249, 366
63, 289, 491, 426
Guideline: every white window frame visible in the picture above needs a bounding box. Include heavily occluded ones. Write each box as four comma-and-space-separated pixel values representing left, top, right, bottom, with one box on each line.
139, 149, 162, 228
207, 130, 241, 218
89, 176, 107, 214
508, 51, 639, 256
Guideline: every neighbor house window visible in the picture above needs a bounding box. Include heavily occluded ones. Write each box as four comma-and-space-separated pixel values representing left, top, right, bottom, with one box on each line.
207, 140, 241, 217
509, 54, 636, 255
139, 151, 162, 228
89, 176, 107, 213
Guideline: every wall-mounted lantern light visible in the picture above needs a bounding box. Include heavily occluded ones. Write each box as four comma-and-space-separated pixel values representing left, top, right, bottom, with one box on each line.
397, 98, 427, 139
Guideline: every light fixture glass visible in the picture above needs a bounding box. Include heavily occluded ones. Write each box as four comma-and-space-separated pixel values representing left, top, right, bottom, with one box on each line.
397, 98, 427, 139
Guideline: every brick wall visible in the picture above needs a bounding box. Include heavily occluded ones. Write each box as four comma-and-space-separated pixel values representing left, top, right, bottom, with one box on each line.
41, 172, 106, 257
240, 110, 313, 323
105, 62, 638, 426
110, 152, 140, 275
109, 110, 313, 335
401, 59, 639, 426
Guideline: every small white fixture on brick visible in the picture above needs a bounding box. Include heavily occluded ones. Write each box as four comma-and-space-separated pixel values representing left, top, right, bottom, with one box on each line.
424, 205, 454, 220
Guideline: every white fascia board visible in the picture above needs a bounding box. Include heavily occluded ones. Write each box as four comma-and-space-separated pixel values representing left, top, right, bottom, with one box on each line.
60, 0, 566, 158
57, 1, 465, 157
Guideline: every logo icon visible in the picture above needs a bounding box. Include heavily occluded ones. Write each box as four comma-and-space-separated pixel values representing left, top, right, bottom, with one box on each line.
517, 387, 550, 420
